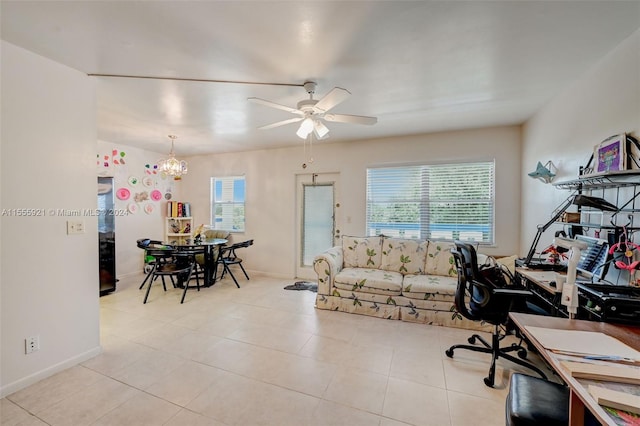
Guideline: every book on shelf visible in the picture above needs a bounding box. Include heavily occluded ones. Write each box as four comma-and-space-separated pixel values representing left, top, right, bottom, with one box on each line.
166, 201, 191, 217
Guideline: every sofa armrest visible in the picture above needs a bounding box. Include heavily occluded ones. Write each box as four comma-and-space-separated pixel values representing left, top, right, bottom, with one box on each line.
313, 246, 343, 295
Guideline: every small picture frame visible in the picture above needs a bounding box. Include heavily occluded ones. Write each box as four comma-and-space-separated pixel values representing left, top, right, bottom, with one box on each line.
595, 134, 626, 174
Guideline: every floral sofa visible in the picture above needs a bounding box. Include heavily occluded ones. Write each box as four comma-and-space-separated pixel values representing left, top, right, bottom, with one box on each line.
313, 235, 492, 331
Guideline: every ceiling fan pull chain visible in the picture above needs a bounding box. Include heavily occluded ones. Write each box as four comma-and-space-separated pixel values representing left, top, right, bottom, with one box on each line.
302, 134, 315, 169
302, 135, 308, 168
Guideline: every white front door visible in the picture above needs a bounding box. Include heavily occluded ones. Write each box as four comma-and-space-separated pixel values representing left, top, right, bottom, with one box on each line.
295, 172, 341, 280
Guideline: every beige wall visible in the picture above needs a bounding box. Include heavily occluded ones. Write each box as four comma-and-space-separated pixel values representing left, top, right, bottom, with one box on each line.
521, 29, 640, 257
96, 141, 184, 278
181, 125, 522, 278
1, 41, 101, 396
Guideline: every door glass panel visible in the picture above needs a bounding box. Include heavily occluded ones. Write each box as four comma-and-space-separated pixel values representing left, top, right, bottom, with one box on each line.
302, 184, 334, 266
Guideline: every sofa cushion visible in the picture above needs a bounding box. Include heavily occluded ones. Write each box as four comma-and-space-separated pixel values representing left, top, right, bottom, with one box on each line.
380, 238, 428, 275
402, 274, 458, 298
424, 241, 457, 277
342, 236, 383, 269
335, 267, 403, 296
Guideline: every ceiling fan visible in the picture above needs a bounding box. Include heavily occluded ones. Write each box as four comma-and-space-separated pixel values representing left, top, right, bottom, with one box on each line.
248, 81, 377, 140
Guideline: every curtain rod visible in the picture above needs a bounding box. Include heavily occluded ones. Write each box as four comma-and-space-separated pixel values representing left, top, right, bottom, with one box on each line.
87, 73, 303, 87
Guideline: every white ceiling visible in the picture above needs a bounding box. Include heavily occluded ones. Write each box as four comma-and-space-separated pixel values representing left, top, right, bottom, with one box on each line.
2, 1, 639, 156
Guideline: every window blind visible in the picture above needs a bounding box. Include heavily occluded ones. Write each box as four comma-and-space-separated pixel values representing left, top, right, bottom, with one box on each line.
211, 176, 245, 232
366, 161, 495, 244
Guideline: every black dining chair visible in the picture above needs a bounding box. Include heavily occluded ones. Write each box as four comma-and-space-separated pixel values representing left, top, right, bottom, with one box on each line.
176, 245, 206, 303
445, 241, 547, 387
143, 247, 194, 304
216, 239, 253, 288
195, 229, 230, 283
136, 238, 170, 290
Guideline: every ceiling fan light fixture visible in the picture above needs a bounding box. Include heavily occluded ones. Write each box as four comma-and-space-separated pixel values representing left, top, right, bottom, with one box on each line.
296, 117, 314, 139
314, 120, 329, 139
158, 135, 188, 178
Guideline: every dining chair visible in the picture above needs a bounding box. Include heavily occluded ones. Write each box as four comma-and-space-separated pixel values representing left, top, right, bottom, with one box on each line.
217, 239, 253, 288
143, 247, 194, 304
195, 229, 230, 282
176, 245, 206, 303
136, 238, 170, 290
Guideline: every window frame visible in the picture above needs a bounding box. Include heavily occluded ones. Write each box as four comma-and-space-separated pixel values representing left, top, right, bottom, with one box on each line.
365, 160, 495, 245
210, 175, 246, 233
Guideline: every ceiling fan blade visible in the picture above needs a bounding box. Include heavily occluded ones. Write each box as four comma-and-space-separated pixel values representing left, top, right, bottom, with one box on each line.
248, 97, 302, 114
258, 117, 303, 130
314, 87, 351, 112
324, 113, 377, 125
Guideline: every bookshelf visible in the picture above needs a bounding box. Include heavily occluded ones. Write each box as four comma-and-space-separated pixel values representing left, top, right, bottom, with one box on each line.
165, 201, 193, 245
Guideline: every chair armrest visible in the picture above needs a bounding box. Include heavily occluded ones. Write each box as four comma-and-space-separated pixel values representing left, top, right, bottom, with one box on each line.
313, 246, 343, 295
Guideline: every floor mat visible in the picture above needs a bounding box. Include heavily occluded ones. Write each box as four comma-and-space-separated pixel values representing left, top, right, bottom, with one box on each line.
284, 281, 318, 292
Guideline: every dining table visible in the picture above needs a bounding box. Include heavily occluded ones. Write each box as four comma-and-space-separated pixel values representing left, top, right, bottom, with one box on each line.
171, 238, 227, 287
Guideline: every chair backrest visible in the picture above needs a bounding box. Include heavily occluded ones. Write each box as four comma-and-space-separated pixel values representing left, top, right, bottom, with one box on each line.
451, 241, 504, 323
173, 247, 203, 266
137, 238, 164, 249
137, 238, 151, 249
220, 239, 253, 259
204, 229, 231, 241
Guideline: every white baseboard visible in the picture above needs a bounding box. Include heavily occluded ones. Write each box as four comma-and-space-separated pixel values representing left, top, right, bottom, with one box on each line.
115, 270, 143, 280
0, 345, 103, 398
244, 269, 291, 280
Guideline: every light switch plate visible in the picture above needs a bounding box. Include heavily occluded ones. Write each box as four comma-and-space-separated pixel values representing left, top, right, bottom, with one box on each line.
67, 220, 85, 235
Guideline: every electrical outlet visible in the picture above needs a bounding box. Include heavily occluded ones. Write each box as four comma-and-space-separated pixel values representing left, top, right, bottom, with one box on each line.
67, 220, 85, 235
25, 336, 39, 354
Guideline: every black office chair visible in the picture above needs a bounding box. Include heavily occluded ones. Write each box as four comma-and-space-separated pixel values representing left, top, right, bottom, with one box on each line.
216, 239, 253, 288
445, 241, 547, 387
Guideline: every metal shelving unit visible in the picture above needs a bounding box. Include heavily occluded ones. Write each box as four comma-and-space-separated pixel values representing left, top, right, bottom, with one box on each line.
553, 171, 640, 231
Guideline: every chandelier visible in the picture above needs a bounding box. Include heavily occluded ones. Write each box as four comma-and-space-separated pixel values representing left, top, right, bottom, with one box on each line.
158, 135, 188, 178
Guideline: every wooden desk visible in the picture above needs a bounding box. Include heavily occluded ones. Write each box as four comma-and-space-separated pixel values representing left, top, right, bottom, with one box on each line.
516, 267, 567, 317
509, 312, 640, 426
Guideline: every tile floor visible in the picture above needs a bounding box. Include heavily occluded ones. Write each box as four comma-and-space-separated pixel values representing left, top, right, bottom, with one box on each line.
2, 272, 555, 425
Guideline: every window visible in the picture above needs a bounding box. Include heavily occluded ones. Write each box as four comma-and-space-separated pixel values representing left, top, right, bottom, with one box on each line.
366, 161, 495, 244
211, 176, 245, 232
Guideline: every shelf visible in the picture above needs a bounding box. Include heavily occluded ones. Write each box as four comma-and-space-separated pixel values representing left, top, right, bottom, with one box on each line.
166, 208, 193, 243
554, 170, 640, 190
556, 222, 640, 231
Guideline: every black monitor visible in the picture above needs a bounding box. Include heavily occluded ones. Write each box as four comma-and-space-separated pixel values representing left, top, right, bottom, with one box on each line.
574, 235, 610, 280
